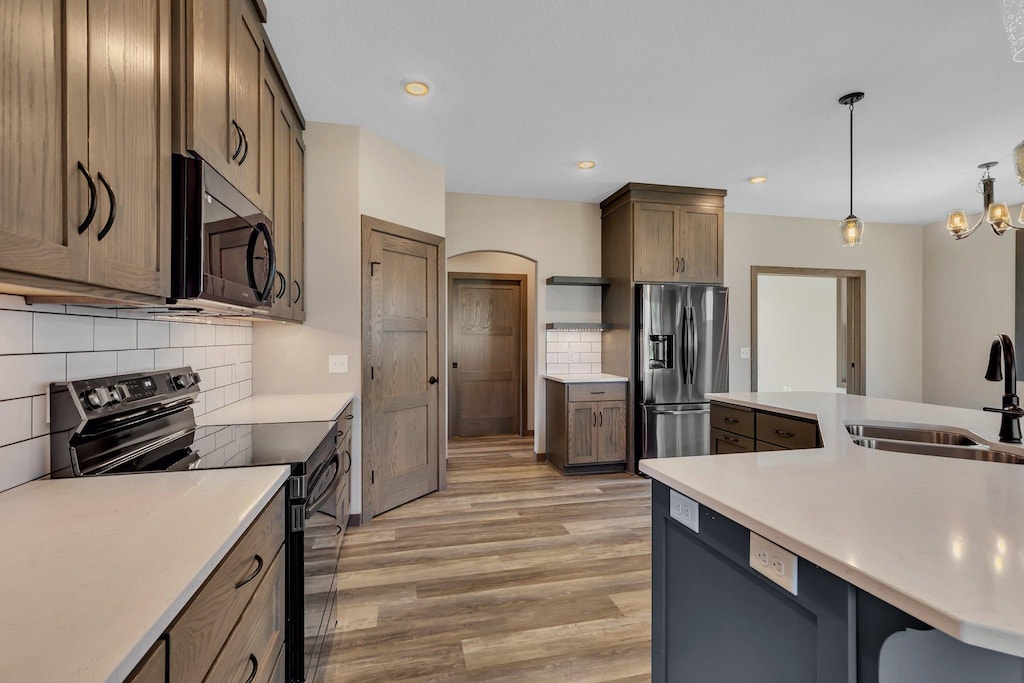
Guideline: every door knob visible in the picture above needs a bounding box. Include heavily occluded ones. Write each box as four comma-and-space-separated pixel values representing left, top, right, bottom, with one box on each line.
428, 376, 439, 385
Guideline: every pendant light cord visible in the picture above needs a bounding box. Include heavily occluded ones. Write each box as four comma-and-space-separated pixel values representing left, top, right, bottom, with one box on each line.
849, 102, 855, 217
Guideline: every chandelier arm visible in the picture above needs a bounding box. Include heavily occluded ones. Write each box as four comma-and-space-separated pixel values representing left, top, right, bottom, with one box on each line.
954, 213, 986, 240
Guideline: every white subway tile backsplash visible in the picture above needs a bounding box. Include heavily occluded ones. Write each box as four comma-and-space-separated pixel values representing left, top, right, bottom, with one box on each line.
155, 348, 184, 370
568, 363, 593, 374
581, 352, 602, 363
137, 321, 170, 349
0, 354, 66, 401
0, 399, 32, 448
569, 342, 591, 353
0, 297, 253, 491
117, 350, 155, 373
546, 353, 558, 364
67, 352, 119, 381
548, 342, 569, 353
94, 318, 137, 351
0, 311, 33, 354
0, 437, 48, 492
33, 313, 93, 352
547, 363, 569, 374
169, 322, 196, 348
557, 331, 581, 343
590, 342, 603, 353
591, 362, 602, 373
579, 331, 602, 342
546, 330, 558, 342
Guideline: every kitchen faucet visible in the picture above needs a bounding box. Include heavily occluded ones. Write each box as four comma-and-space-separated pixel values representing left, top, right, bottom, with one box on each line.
984, 333, 1024, 443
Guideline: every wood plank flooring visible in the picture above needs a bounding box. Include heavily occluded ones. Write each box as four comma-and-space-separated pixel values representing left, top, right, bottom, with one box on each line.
316, 435, 653, 682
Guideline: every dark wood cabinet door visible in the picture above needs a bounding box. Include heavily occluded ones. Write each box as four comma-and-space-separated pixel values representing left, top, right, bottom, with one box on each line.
567, 402, 597, 464
230, 0, 265, 206
0, 0, 90, 282
186, 0, 233, 179
596, 401, 627, 462
676, 206, 723, 283
290, 130, 305, 321
633, 203, 679, 282
266, 76, 292, 319
87, 0, 172, 296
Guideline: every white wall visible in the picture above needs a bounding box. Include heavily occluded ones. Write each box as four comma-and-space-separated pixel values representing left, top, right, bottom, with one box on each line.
445, 193, 602, 453
757, 275, 839, 393
725, 213, 924, 401
922, 207, 1022, 409
254, 122, 446, 514
447, 251, 537, 432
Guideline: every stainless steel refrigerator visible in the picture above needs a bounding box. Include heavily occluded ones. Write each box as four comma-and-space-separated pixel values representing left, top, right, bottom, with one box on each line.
637, 283, 728, 459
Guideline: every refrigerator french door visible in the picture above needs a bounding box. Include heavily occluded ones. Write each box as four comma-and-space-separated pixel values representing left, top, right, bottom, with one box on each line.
638, 284, 728, 459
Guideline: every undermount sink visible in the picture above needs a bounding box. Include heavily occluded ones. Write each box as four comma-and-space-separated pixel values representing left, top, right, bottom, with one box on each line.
845, 423, 979, 446
846, 423, 1024, 464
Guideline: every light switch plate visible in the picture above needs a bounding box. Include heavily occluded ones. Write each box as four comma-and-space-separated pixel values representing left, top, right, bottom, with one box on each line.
669, 490, 699, 533
328, 355, 349, 374
740, 347, 750, 359
749, 532, 798, 595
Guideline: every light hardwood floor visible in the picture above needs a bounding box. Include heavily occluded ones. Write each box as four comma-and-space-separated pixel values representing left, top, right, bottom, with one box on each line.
317, 435, 653, 682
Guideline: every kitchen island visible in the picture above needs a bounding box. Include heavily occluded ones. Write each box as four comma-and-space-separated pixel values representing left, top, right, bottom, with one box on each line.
641, 391, 1024, 682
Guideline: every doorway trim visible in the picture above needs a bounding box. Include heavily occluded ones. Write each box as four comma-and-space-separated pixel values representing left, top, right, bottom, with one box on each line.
448, 271, 529, 438
750, 266, 867, 395
360, 215, 447, 524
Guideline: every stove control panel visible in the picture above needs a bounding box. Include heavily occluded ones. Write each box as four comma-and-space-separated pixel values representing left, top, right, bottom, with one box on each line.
71, 368, 202, 412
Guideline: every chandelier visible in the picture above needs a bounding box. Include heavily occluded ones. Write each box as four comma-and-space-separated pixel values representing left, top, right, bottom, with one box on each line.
946, 162, 1024, 239
1003, 0, 1024, 62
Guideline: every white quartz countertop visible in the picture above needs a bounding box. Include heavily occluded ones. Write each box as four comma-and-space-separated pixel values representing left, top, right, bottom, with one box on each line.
542, 373, 628, 384
640, 391, 1024, 658
0, 466, 290, 682
198, 392, 354, 426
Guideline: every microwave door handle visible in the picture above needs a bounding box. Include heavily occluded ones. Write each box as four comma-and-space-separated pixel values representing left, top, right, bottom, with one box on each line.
246, 222, 277, 303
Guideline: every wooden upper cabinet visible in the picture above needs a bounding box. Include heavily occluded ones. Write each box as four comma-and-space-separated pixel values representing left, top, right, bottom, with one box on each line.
290, 132, 305, 321
87, 0, 172, 296
269, 88, 292, 319
676, 206, 723, 283
186, 0, 267, 208
0, 0, 90, 283
633, 203, 679, 282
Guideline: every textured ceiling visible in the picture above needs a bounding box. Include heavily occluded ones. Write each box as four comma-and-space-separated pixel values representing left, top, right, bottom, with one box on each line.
264, 0, 1024, 224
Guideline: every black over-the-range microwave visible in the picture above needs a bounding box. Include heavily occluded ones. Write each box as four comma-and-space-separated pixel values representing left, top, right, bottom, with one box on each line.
170, 153, 277, 311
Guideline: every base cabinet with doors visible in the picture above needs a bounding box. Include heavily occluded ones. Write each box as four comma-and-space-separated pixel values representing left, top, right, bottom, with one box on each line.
125, 488, 286, 683
710, 402, 821, 454
545, 379, 628, 473
0, 0, 172, 298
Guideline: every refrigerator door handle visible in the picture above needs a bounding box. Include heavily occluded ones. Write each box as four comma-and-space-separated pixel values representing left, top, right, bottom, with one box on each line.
681, 310, 689, 383
688, 306, 698, 385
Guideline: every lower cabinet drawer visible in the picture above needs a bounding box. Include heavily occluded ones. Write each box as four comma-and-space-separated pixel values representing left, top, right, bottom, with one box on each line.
204, 548, 286, 683
756, 412, 819, 449
711, 428, 754, 454
169, 490, 285, 683
567, 382, 626, 403
710, 402, 755, 438
756, 440, 786, 452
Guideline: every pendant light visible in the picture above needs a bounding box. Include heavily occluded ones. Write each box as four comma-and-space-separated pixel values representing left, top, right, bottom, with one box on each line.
838, 92, 865, 247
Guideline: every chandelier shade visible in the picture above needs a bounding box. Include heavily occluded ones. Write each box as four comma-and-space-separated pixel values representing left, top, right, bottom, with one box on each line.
1003, 0, 1024, 62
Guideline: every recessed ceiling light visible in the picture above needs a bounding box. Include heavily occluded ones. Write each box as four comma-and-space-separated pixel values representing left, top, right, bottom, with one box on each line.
577, 160, 596, 170
748, 176, 768, 184
403, 80, 430, 97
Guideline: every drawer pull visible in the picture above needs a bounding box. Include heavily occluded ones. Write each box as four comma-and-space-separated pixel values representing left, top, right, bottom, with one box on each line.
234, 554, 264, 589
244, 653, 258, 683
773, 429, 796, 439
723, 417, 739, 424
721, 435, 739, 443
590, 391, 606, 395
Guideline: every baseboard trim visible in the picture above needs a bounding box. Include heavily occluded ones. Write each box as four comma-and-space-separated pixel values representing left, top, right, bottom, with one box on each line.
525, 429, 535, 437
534, 451, 547, 462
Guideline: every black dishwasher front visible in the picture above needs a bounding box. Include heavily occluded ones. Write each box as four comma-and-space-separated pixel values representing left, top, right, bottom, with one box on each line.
651, 481, 854, 682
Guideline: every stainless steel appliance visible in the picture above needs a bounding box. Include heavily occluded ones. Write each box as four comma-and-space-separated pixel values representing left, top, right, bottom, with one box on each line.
49, 368, 346, 683
171, 153, 277, 312
638, 284, 728, 459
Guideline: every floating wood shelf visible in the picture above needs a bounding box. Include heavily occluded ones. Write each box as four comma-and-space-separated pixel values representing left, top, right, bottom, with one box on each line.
545, 322, 612, 331
545, 276, 611, 287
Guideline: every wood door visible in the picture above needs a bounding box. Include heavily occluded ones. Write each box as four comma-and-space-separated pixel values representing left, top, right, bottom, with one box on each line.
365, 228, 439, 517
87, 0, 172, 296
0, 0, 90, 282
450, 277, 524, 437
229, 0, 264, 205
186, 0, 233, 178
633, 203, 679, 282
290, 131, 305, 321
595, 401, 627, 462
566, 402, 597, 464
676, 206, 723, 283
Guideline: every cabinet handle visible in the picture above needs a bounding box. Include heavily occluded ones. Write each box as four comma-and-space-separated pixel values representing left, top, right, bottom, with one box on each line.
238, 125, 249, 165
674, 257, 679, 273
679, 256, 686, 272
723, 417, 739, 424
96, 173, 116, 241
244, 653, 259, 683
773, 429, 796, 439
231, 120, 244, 160
593, 413, 597, 427
343, 450, 351, 474
599, 412, 603, 427
590, 391, 605, 395
76, 162, 98, 235
293, 280, 302, 304
234, 554, 264, 589
275, 271, 287, 299
722, 435, 739, 443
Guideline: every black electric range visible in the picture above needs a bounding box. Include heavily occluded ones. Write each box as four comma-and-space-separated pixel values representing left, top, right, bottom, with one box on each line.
49, 367, 346, 683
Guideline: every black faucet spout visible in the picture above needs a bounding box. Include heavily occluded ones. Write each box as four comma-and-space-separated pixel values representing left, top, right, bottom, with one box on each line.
984, 334, 1023, 443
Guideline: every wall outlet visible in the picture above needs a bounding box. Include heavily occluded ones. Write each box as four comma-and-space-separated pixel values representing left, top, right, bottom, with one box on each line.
328, 355, 349, 374
740, 347, 750, 359
669, 490, 700, 533
749, 532, 798, 595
